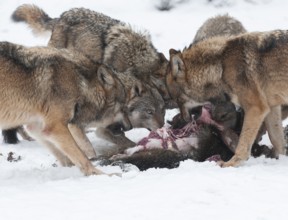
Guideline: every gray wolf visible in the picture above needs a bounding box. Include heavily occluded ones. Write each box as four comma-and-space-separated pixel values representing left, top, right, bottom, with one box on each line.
192, 14, 247, 44
95, 70, 165, 151
167, 30, 288, 167
11, 4, 169, 106
0, 41, 130, 176
12, 4, 167, 148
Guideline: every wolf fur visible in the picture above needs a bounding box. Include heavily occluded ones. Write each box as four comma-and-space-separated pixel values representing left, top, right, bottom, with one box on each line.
11, 5, 170, 107
167, 30, 288, 167
12, 4, 167, 148
192, 14, 288, 144
192, 14, 247, 44
96, 70, 165, 150
0, 41, 132, 176
12, 6, 172, 107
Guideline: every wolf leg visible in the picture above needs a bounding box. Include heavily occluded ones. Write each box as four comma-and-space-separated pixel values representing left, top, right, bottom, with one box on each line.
220, 105, 269, 167
2, 128, 19, 144
68, 124, 97, 160
17, 126, 34, 141
46, 123, 108, 176
42, 139, 74, 167
26, 122, 73, 166
27, 120, 107, 176
264, 105, 285, 157
96, 127, 136, 152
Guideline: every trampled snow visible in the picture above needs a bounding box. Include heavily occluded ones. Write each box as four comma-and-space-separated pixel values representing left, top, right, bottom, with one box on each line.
1, 1, 288, 220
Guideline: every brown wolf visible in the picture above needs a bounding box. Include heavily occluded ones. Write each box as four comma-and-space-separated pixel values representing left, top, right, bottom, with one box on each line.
193, 14, 288, 121
0, 41, 131, 176
167, 30, 288, 167
192, 14, 288, 140
12, 4, 167, 148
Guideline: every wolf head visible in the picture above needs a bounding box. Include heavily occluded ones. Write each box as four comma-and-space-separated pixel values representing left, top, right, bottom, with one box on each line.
126, 82, 165, 131
109, 69, 165, 132
142, 52, 178, 109
93, 65, 132, 131
166, 46, 224, 122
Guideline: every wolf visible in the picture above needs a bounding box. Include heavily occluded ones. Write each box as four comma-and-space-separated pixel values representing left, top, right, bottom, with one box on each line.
95, 70, 165, 151
12, 4, 167, 148
12, 5, 172, 108
192, 14, 288, 141
167, 30, 288, 167
192, 14, 247, 44
0, 41, 132, 176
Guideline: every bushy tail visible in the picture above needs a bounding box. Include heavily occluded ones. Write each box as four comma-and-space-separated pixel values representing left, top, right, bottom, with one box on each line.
11, 4, 57, 35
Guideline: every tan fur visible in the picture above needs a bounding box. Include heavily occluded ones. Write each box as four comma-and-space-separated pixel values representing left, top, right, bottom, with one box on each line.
167, 30, 288, 167
0, 41, 131, 176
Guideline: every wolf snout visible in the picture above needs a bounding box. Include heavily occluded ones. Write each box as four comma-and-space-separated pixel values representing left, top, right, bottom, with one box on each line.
121, 117, 133, 131
148, 118, 165, 131
107, 121, 132, 136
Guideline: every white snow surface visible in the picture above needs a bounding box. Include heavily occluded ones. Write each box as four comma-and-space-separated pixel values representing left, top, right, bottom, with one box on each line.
1, 0, 288, 220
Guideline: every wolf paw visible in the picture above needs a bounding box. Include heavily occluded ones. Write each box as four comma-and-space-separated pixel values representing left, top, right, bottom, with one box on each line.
218, 155, 244, 167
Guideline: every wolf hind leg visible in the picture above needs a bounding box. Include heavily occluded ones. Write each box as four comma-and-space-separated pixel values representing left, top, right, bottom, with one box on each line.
264, 105, 285, 157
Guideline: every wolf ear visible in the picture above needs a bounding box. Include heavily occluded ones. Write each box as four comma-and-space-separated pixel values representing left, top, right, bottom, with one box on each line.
130, 82, 145, 99
158, 52, 168, 63
97, 66, 115, 87
171, 54, 185, 79
169, 48, 180, 56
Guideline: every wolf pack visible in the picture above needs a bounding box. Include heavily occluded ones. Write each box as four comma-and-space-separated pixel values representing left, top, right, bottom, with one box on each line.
1, 4, 288, 176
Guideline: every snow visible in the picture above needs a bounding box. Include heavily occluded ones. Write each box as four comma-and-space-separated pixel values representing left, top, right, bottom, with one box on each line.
1, 0, 288, 220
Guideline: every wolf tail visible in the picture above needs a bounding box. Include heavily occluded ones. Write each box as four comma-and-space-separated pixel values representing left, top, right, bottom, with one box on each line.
11, 4, 57, 35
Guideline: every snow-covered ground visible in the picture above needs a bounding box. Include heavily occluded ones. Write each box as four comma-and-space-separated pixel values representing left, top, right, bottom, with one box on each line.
1, 0, 288, 220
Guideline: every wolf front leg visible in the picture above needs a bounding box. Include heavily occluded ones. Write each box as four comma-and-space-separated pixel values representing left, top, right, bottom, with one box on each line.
42, 139, 74, 167
45, 122, 107, 176
68, 124, 97, 160
220, 105, 269, 167
26, 122, 73, 166
96, 127, 136, 152
264, 105, 286, 157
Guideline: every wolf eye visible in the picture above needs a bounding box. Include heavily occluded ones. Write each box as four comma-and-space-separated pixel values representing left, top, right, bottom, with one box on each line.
129, 107, 135, 113
147, 110, 153, 115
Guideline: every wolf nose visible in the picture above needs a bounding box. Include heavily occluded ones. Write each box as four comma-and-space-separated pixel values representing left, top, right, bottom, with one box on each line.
122, 122, 132, 131
122, 118, 132, 131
